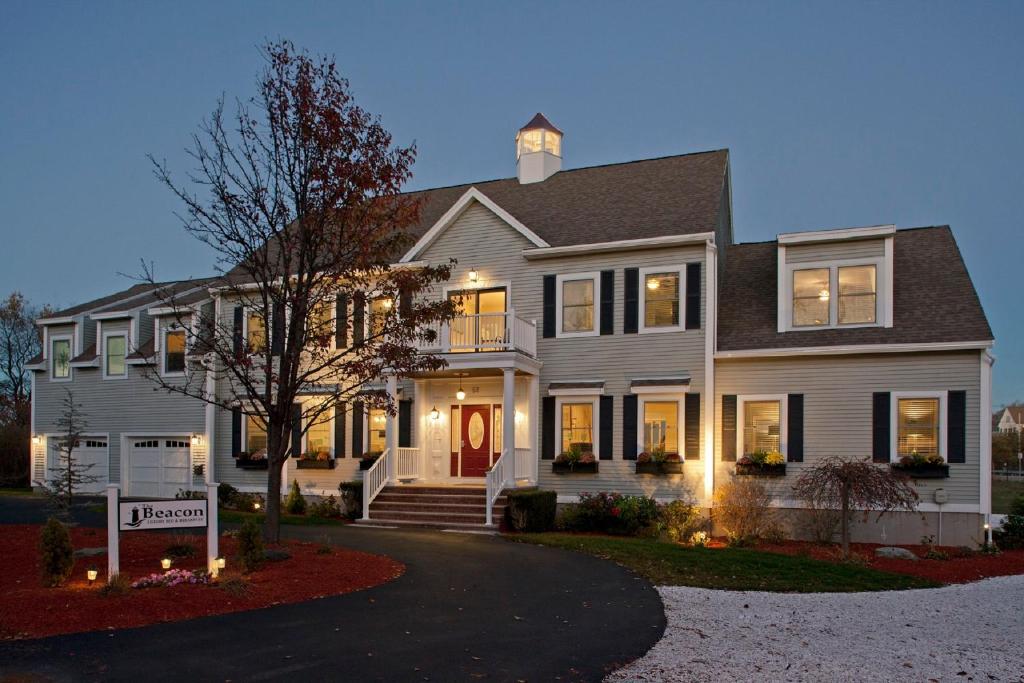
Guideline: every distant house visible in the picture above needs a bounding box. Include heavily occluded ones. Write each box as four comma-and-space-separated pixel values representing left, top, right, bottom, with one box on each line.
996, 405, 1024, 433
27, 113, 996, 546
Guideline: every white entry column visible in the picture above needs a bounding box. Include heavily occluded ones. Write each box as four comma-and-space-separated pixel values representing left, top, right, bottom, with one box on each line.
385, 375, 398, 483
502, 368, 516, 486
528, 373, 540, 484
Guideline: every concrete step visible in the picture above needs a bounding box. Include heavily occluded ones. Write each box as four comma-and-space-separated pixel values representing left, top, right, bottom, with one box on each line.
353, 518, 497, 531
368, 509, 491, 524
374, 492, 499, 505
380, 486, 486, 496
371, 501, 505, 515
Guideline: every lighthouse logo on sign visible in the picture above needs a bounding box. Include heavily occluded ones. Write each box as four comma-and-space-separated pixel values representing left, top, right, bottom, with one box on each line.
118, 500, 207, 531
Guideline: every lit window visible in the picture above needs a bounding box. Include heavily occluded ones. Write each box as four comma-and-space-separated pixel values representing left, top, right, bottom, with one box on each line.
247, 312, 266, 353
561, 279, 594, 333
792, 269, 830, 327
543, 131, 561, 156
105, 335, 126, 377
165, 330, 186, 374
897, 398, 939, 459
246, 416, 267, 454
743, 400, 780, 455
306, 409, 331, 456
310, 301, 334, 348
520, 130, 543, 156
368, 408, 386, 453
838, 265, 876, 324
643, 401, 679, 454
644, 272, 680, 328
369, 297, 392, 338
560, 403, 593, 453
52, 339, 71, 379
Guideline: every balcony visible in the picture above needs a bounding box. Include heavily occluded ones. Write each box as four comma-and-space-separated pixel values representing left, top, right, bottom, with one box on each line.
418, 311, 537, 357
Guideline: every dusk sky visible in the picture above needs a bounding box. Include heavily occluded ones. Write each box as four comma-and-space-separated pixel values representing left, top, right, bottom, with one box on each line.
2, 1, 1021, 404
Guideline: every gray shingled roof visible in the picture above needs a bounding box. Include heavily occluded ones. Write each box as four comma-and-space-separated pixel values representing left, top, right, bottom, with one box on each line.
717, 226, 993, 351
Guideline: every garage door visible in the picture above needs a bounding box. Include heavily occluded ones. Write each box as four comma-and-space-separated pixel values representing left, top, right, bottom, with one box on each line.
128, 438, 191, 498
48, 438, 109, 494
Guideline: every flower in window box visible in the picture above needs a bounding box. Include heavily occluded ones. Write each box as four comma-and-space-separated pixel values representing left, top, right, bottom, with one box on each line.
233, 451, 249, 460
925, 453, 945, 466
763, 451, 785, 466
579, 452, 596, 465
663, 452, 682, 463
249, 449, 267, 461
554, 453, 569, 464
637, 452, 652, 464
737, 454, 755, 466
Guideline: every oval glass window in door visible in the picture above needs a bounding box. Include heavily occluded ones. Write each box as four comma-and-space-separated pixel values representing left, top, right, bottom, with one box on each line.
468, 412, 485, 449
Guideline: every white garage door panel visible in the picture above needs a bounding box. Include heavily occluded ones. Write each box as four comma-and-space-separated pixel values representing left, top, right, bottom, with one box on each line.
47, 439, 109, 494
128, 438, 191, 498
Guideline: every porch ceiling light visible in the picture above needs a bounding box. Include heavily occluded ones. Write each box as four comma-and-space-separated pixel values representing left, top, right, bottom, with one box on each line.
430, 406, 440, 421
468, 268, 478, 283
455, 373, 467, 401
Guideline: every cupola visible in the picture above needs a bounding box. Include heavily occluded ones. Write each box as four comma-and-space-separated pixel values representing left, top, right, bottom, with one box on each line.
516, 113, 562, 184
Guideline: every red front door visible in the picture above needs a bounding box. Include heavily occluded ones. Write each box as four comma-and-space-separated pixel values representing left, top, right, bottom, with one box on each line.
459, 404, 491, 477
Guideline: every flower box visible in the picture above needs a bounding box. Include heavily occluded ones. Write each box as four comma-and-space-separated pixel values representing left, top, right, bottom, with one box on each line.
235, 458, 269, 470
296, 459, 335, 470
891, 463, 949, 479
635, 461, 684, 475
736, 462, 787, 477
551, 461, 599, 474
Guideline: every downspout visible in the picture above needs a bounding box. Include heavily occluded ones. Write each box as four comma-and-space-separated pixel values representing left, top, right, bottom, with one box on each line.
703, 238, 718, 507
980, 350, 995, 520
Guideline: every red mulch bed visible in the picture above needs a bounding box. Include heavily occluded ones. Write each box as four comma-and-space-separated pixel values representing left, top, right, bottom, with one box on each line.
0, 524, 404, 640
753, 539, 1024, 584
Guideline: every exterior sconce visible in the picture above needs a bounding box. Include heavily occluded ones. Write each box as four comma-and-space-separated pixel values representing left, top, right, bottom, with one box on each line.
31, 435, 41, 445
430, 406, 440, 421
161, 557, 172, 570
468, 268, 478, 283
216, 556, 226, 570
190, 434, 202, 446
514, 411, 524, 425
87, 567, 98, 584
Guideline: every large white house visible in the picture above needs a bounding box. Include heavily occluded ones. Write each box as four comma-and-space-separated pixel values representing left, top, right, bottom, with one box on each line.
28, 114, 995, 545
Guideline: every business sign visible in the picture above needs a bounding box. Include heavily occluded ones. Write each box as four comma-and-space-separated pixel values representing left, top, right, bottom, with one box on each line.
119, 499, 207, 531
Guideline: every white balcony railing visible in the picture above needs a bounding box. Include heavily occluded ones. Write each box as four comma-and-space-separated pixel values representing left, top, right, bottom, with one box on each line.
418, 310, 537, 357
514, 447, 535, 484
396, 447, 419, 479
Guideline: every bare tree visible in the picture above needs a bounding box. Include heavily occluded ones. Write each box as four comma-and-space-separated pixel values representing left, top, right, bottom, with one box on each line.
145, 41, 455, 542
0, 292, 47, 486
792, 457, 919, 558
37, 389, 98, 516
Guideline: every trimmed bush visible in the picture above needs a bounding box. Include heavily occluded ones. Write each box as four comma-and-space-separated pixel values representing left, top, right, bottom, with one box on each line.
218, 482, 240, 507
338, 481, 362, 519
39, 517, 74, 587
559, 492, 659, 536
238, 519, 264, 573
994, 495, 1024, 550
309, 495, 342, 519
100, 572, 132, 597
658, 500, 704, 544
714, 478, 778, 546
284, 479, 307, 515
505, 489, 557, 532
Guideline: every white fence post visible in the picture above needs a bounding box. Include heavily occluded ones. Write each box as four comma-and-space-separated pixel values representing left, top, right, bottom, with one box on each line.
207, 482, 219, 577
106, 484, 119, 579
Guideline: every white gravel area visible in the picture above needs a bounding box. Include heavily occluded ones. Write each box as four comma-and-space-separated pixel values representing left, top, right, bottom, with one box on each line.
609, 575, 1024, 682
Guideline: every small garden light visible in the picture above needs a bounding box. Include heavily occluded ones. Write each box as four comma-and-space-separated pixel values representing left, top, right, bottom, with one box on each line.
253, 502, 261, 511
87, 567, 98, 584
161, 557, 172, 570
216, 556, 226, 570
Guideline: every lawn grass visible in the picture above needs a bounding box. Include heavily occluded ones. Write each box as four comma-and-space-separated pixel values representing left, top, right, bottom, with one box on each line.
0, 487, 38, 497
513, 533, 941, 592
219, 509, 348, 527
992, 478, 1024, 514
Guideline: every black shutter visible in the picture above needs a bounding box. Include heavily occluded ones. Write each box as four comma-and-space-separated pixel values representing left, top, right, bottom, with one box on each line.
399, 286, 412, 319
272, 302, 285, 355
542, 275, 556, 338
351, 401, 364, 456
684, 393, 700, 459
722, 395, 737, 462
624, 268, 639, 334
291, 403, 303, 457
231, 408, 242, 455
398, 399, 413, 448
788, 394, 804, 462
948, 390, 967, 464
335, 295, 348, 349
599, 395, 613, 460
872, 392, 891, 463
335, 402, 347, 457
232, 306, 243, 356
600, 270, 615, 335
685, 262, 702, 330
352, 293, 365, 346
542, 396, 556, 459
623, 394, 638, 460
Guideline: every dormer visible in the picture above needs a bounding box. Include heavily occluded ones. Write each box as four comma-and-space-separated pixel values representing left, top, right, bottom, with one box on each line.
776, 224, 895, 333
516, 113, 562, 184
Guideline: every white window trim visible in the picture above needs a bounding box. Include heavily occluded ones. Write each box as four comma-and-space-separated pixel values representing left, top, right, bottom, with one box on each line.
636, 393, 686, 458
102, 330, 128, 380
161, 326, 187, 377
890, 391, 947, 463
49, 334, 73, 383
737, 394, 789, 459
554, 395, 600, 455
779, 254, 890, 332
303, 405, 336, 458
555, 272, 600, 338
638, 264, 686, 334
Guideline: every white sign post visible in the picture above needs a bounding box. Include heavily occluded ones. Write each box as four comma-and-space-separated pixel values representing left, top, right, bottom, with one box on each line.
106, 484, 120, 578
207, 482, 220, 578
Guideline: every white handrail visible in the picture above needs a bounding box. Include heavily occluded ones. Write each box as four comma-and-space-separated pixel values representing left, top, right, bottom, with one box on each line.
361, 448, 391, 521
485, 449, 510, 527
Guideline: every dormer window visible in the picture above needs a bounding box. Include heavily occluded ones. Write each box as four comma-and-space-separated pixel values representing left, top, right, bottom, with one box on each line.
790, 264, 878, 328
838, 265, 876, 324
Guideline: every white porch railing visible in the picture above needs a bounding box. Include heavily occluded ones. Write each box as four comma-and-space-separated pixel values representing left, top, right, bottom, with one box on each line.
396, 447, 419, 479
419, 310, 537, 357
514, 448, 535, 484
361, 448, 391, 521
485, 449, 511, 527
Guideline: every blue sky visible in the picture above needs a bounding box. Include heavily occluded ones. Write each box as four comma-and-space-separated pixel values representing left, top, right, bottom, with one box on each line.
2, 1, 1021, 404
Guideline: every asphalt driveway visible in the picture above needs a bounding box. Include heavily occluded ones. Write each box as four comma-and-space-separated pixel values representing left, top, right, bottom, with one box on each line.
0, 495, 665, 682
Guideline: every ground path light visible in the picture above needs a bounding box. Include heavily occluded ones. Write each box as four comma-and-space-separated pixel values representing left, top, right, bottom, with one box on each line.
161, 557, 172, 570
216, 556, 226, 570
87, 567, 98, 584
